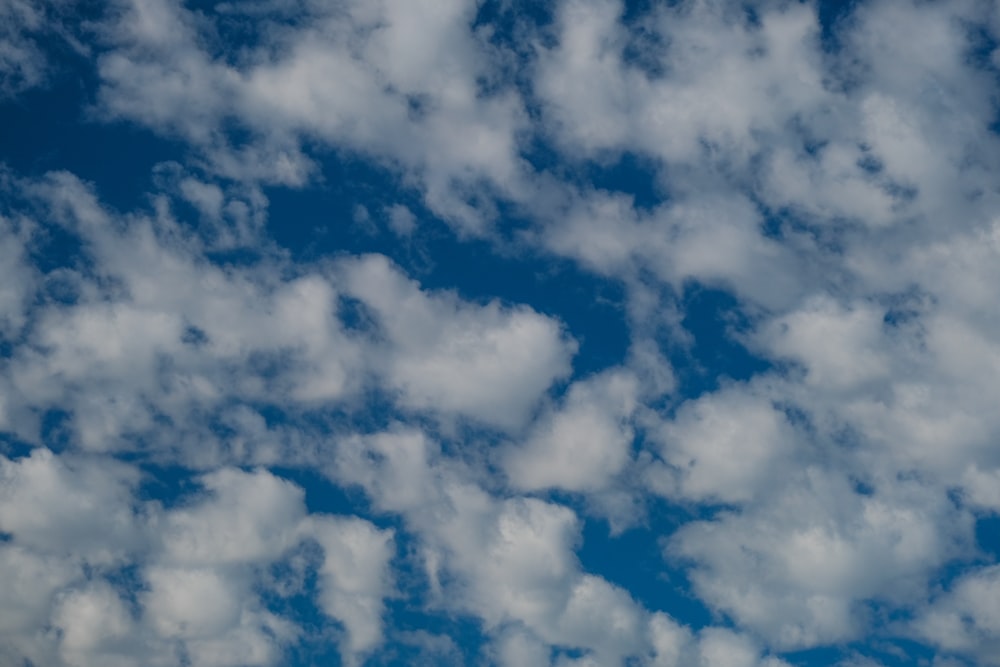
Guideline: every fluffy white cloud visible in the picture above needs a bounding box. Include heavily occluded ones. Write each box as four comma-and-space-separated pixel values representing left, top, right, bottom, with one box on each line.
159, 468, 307, 566
669, 467, 971, 649
914, 565, 1000, 665
338, 254, 576, 430
0, 209, 36, 343
0, 451, 394, 666
0, 172, 577, 465
309, 515, 395, 663
0, 449, 144, 563
94, 0, 533, 229
330, 424, 793, 666
645, 383, 797, 504
51, 581, 143, 667
491, 625, 551, 667
504, 368, 638, 491
331, 426, 650, 663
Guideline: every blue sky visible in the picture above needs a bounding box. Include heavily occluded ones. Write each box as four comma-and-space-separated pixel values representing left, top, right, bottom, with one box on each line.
2, 0, 1000, 665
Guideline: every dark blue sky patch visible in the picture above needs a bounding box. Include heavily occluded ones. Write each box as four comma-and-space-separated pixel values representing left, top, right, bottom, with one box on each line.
578, 512, 714, 629
619, 0, 671, 79
585, 152, 664, 211
0, 74, 181, 215
182, 0, 313, 68
102, 563, 146, 613
474, 0, 561, 80
374, 608, 485, 667
256, 541, 341, 667
779, 646, 848, 667
622, 0, 664, 24
962, 18, 1000, 77
337, 295, 382, 338
757, 203, 851, 257
473, 0, 556, 53
0, 432, 36, 460
975, 515, 1000, 562
262, 153, 401, 264
271, 466, 373, 521
180, 324, 210, 347
39, 408, 74, 454
778, 631, 944, 666
671, 283, 772, 398
24, 217, 88, 276
852, 638, 943, 667
133, 462, 204, 509
816, 0, 860, 52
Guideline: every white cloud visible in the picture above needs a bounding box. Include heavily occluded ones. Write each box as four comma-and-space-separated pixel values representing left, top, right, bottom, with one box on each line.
756, 297, 890, 390
329, 423, 792, 666
0, 449, 144, 563
0, 448, 395, 666
51, 581, 142, 667
330, 426, 652, 663
159, 468, 307, 566
0, 172, 580, 464
535, 0, 826, 165
385, 204, 417, 237
914, 564, 1000, 665
669, 467, 971, 649
94, 0, 533, 229
504, 368, 638, 492
309, 515, 395, 663
338, 254, 576, 430
645, 383, 797, 504
491, 625, 551, 667
143, 566, 245, 640
0, 545, 80, 642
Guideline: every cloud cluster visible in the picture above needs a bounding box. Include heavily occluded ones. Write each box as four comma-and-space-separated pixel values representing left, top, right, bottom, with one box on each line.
0, 449, 393, 667
3, 0, 1000, 665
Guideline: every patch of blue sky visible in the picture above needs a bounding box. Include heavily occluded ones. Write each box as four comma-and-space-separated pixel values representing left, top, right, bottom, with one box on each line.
579, 509, 715, 629
674, 284, 773, 398
976, 515, 1000, 562
0, 74, 182, 214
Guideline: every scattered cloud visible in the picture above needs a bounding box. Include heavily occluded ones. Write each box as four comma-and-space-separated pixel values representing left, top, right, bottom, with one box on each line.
3, 0, 1000, 665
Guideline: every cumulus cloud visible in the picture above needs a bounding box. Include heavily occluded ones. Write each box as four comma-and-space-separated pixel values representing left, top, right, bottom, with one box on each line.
645, 383, 798, 504
503, 368, 638, 492
338, 254, 576, 430
914, 564, 1000, 665
0, 171, 576, 464
4, 0, 1000, 664
93, 0, 534, 228
0, 455, 394, 667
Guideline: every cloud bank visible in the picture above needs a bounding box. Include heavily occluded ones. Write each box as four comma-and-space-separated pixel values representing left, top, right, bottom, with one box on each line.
3, 0, 1000, 665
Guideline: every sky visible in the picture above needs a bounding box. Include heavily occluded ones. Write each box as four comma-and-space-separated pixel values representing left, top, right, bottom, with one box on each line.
1, 0, 1000, 665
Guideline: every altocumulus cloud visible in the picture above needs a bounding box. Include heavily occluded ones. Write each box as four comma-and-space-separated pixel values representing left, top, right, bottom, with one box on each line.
1, 0, 1000, 666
